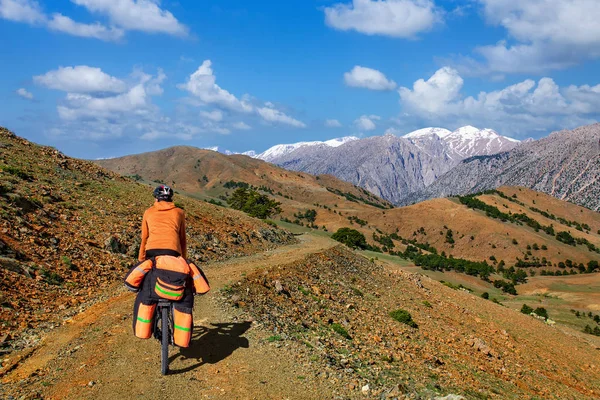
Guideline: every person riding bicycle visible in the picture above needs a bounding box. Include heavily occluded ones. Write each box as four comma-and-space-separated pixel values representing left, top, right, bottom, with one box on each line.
138, 184, 186, 261
124, 185, 209, 348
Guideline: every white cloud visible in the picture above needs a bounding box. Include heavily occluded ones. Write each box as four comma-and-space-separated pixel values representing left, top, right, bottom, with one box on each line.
344, 66, 397, 90
200, 110, 223, 122
398, 67, 463, 114
325, 119, 343, 127
180, 60, 306, 128
324, 0, 440, 38
34, 66, 127, 93
72, 0, 188, 36
179, 60, 253, 113
354, 114, 380, 131
57, 84, 150, 120
398, 66, 600, 136
458, 0, 600, 74
256, 106, 306, 128
48, 13, 124, 41
232, 121, 251, 130
0, 0, 44, 24
16, 88, 34, 100
0, 0, 187, 41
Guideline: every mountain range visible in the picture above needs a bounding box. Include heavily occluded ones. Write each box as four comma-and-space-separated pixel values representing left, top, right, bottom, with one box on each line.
404, 124, 600, 210
256, 126, 520, 205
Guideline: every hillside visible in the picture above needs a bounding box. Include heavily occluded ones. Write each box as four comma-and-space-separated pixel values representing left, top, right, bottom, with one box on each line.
95, 145, 392, 218
404, 123, 600, 210
0, 128, 293, 352
224, 245, 600, 398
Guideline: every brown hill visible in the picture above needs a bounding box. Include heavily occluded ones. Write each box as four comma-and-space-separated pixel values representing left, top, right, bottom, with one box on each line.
0, 128, 293, 352
95, 145, 391, 215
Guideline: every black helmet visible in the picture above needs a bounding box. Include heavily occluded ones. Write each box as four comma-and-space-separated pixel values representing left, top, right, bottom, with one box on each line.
153, 185, 173, 201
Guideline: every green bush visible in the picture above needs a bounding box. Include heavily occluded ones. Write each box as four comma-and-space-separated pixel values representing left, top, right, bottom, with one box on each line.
331, 227, 368, 250
534, 307, 548, 320
481, 292, 489, 299
389, 309, 418, 328
227, 187, 281, 219
520, 304, 533, 314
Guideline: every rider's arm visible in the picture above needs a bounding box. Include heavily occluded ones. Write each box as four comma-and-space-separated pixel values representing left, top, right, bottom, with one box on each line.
179, 211, 187, 259
138, 212, 149, 261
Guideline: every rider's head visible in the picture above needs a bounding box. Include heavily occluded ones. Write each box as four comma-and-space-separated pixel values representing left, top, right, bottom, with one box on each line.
153, 185, 174, 202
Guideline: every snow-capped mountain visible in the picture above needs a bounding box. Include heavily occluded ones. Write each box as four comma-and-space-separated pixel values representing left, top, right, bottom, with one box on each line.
260, 125, 522, 205
255, 136, 359, 162
404, 127, 452, 139
404, 125, 519, 160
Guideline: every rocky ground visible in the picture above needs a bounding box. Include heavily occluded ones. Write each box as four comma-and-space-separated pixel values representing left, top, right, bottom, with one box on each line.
0, 127, 294, 356
223, 245, 600, 399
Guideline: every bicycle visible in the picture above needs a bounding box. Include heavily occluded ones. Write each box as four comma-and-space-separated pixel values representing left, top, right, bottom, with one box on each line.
153, 299, 174, 375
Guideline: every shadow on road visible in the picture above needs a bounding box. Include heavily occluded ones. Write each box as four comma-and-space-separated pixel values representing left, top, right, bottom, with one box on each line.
167, 321, 251, 374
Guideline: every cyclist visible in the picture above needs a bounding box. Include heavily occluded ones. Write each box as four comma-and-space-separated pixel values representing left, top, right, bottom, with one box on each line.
138, 185, 186, 261
125, 185, 208, 347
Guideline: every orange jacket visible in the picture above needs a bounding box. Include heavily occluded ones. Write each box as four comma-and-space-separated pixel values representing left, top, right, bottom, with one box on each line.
138, 201, 186, 261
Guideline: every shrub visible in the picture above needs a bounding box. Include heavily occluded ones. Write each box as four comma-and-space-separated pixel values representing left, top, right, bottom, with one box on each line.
331, 228, 368, 250
512, 238, 518, 245
267, 335, 282, 342
521, 304, 533, 315
481, 292, 489, 299
389, 309, 418, 328
534, 307, 548, 320
331, 323, 351, 339
422, 300, 432, 308
227, 187, 282, 219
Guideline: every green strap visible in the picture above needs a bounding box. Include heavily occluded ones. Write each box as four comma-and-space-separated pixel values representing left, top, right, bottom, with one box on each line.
137, 316, 151, 323
155, 283, 181, 297
174, 324, 191, 332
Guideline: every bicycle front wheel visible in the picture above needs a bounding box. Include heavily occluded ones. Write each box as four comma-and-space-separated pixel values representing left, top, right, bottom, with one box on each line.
160, 306, 169, 375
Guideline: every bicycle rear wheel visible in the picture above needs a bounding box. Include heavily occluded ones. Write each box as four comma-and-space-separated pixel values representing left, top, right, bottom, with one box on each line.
160, 306, 169, 375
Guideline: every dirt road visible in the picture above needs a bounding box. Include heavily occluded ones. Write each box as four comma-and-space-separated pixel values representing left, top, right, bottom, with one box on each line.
2, 234, 337, 400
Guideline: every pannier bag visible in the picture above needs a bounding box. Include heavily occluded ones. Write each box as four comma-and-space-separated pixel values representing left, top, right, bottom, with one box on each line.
125, 255, 210, 347
134, 302, 156, 339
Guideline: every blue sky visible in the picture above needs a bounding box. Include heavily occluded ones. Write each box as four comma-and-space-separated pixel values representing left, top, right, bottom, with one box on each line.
1, 0, 599, 159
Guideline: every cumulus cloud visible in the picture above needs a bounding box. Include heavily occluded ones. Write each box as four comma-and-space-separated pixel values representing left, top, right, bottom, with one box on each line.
16, 88, 34, 100
344, 66, 397, 90
200, 110, 224, 122
398, 67, 463, 114
256, 106, 306, 128
398, 66, 600, 136
456, 0, 600, 74
72, 0, 188, 36
180, 60, 306, 128
0, 0, 44, 24
325, 119, 343, 127
0, 0, 187, 41
324, 0, 440, 38
354, 114, 380, 131
34, 66, 127, 94
179, 61, 253, 113
47, 13, 124, 41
